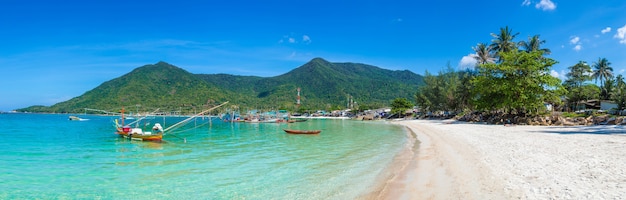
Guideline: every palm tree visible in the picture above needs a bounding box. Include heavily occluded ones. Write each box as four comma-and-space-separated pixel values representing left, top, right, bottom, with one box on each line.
616, 74, 625, 89
518, 35, 551, 55
592, 57, 613, 99
489, 26, 519, 61
472, 43, 495, 65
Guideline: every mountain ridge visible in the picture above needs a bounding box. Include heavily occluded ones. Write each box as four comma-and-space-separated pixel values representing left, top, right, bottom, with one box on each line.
19, 58, 423, 113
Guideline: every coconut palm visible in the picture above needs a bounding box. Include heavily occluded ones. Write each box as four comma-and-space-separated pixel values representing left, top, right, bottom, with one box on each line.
489, 26, 519, 61
472, 43, 495, 65
592, 57, 613, 99
616, 74, 625, 89
518, 35, 551, 55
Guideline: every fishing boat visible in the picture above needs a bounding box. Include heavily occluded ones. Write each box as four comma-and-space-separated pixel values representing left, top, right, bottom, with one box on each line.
283, 129, 321, 134
116, 124, 164, 141
115, 102, 229, 142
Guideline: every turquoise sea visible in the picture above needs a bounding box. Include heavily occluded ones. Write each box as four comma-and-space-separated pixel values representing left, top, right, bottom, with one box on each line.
0, 113, 411, 199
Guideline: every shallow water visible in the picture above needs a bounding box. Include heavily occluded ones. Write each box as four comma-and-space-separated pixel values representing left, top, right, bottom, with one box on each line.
0, 113, 408, 199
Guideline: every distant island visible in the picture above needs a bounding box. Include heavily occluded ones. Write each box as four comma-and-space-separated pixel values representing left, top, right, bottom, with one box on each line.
17, 58, 423, 114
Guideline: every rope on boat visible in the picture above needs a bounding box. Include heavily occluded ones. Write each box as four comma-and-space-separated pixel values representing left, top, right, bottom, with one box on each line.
163, 101, 228, 133
167, 120, 212, 135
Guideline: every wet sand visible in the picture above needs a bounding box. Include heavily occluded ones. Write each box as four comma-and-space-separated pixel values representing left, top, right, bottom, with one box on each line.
376, 120, 626, 199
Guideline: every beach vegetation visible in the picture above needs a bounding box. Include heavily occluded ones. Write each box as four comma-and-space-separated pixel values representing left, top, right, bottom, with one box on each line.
416, 26, 565, 118
563, 61, 595, 111
472, 43, 495, 64
415, 64, 473, 113
518, 34, 551, 55
611, 75, 626, 110
591, 57, 614, 100
489, 26, 519, 62
391, 98, 414, 117
472, 50, 563, 115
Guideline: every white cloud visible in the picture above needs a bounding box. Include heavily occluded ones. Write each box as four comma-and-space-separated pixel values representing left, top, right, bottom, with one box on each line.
550, 70, 559, 78
288, 37, 296, 43
570, 36, 580, 44
601, 27, 612, 34
459, 54, 477, 69
573, 44, 582, 51
302, 35, 311, 44
535, 0, 556, 11
522, 0, 531, 6
615, 24, 626, 44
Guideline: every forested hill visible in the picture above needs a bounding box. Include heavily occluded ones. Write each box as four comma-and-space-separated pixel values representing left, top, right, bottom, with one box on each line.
20, 58, 423, 113
20, 62, 241, 113
197, 58, 423, 110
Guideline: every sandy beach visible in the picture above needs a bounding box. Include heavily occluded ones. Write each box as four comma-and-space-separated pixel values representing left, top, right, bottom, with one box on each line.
378, 120, 626, 199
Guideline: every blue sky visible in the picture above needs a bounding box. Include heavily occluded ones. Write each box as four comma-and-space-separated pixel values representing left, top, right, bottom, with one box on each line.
1, 0, 625, 111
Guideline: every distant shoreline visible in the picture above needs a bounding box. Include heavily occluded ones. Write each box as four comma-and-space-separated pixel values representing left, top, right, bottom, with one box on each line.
290, 116, 350, 119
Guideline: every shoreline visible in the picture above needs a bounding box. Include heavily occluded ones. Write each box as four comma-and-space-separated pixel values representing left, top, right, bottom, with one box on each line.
372, 119, 626, 199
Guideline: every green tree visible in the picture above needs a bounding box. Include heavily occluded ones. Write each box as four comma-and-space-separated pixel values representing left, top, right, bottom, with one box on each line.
591, 57, 613, 99
489, 26, 519, 61
415, 71, 439, 111
456, 69, 477, 111
576, 85, 601, 110
414, 65, 463, 113
563, 61, 592, 111
391, 98, 414, 117
472, 50, 562, 115
518, 35, 551, 55
611, 75, 626, 111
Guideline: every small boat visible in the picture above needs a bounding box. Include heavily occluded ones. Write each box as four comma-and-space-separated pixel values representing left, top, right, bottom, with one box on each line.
69, 116, 89, 121
294, 118, 308, 122
116, 124, 164, 141
283, 129, 321, 134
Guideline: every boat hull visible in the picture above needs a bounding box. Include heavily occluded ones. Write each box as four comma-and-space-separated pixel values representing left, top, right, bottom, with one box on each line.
116, 129, 163, 141
283, 129, 321, 134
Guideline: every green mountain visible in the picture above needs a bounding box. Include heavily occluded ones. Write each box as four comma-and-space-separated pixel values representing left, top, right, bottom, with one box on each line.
21, 61, 241, 113
19, 58, 423, 113
197, 58, 424, 110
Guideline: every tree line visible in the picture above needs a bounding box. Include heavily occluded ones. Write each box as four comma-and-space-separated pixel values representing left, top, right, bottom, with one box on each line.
413, 26, 622, 117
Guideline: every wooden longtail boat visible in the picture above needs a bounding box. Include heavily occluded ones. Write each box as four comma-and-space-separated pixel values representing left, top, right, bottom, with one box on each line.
115, 102, 229, 142
115, 124, 164, 141
283, 129, 321, 134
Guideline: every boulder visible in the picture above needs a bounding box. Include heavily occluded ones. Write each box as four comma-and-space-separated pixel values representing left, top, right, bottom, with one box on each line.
615, 117, 623, 125
606, 117, 617, 125
593, 115, 608, 125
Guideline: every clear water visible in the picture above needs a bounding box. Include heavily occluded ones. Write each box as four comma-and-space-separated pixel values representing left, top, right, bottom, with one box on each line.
0, 113, 408, 199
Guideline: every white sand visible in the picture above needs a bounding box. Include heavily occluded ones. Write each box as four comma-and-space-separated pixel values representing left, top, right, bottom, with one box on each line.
379, 120, 626, 199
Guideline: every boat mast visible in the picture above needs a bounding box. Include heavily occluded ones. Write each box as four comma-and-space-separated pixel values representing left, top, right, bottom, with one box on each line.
120, 107, 125, 126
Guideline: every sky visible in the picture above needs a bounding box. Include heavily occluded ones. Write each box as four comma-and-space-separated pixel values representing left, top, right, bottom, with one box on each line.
1, 0, 625, 111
